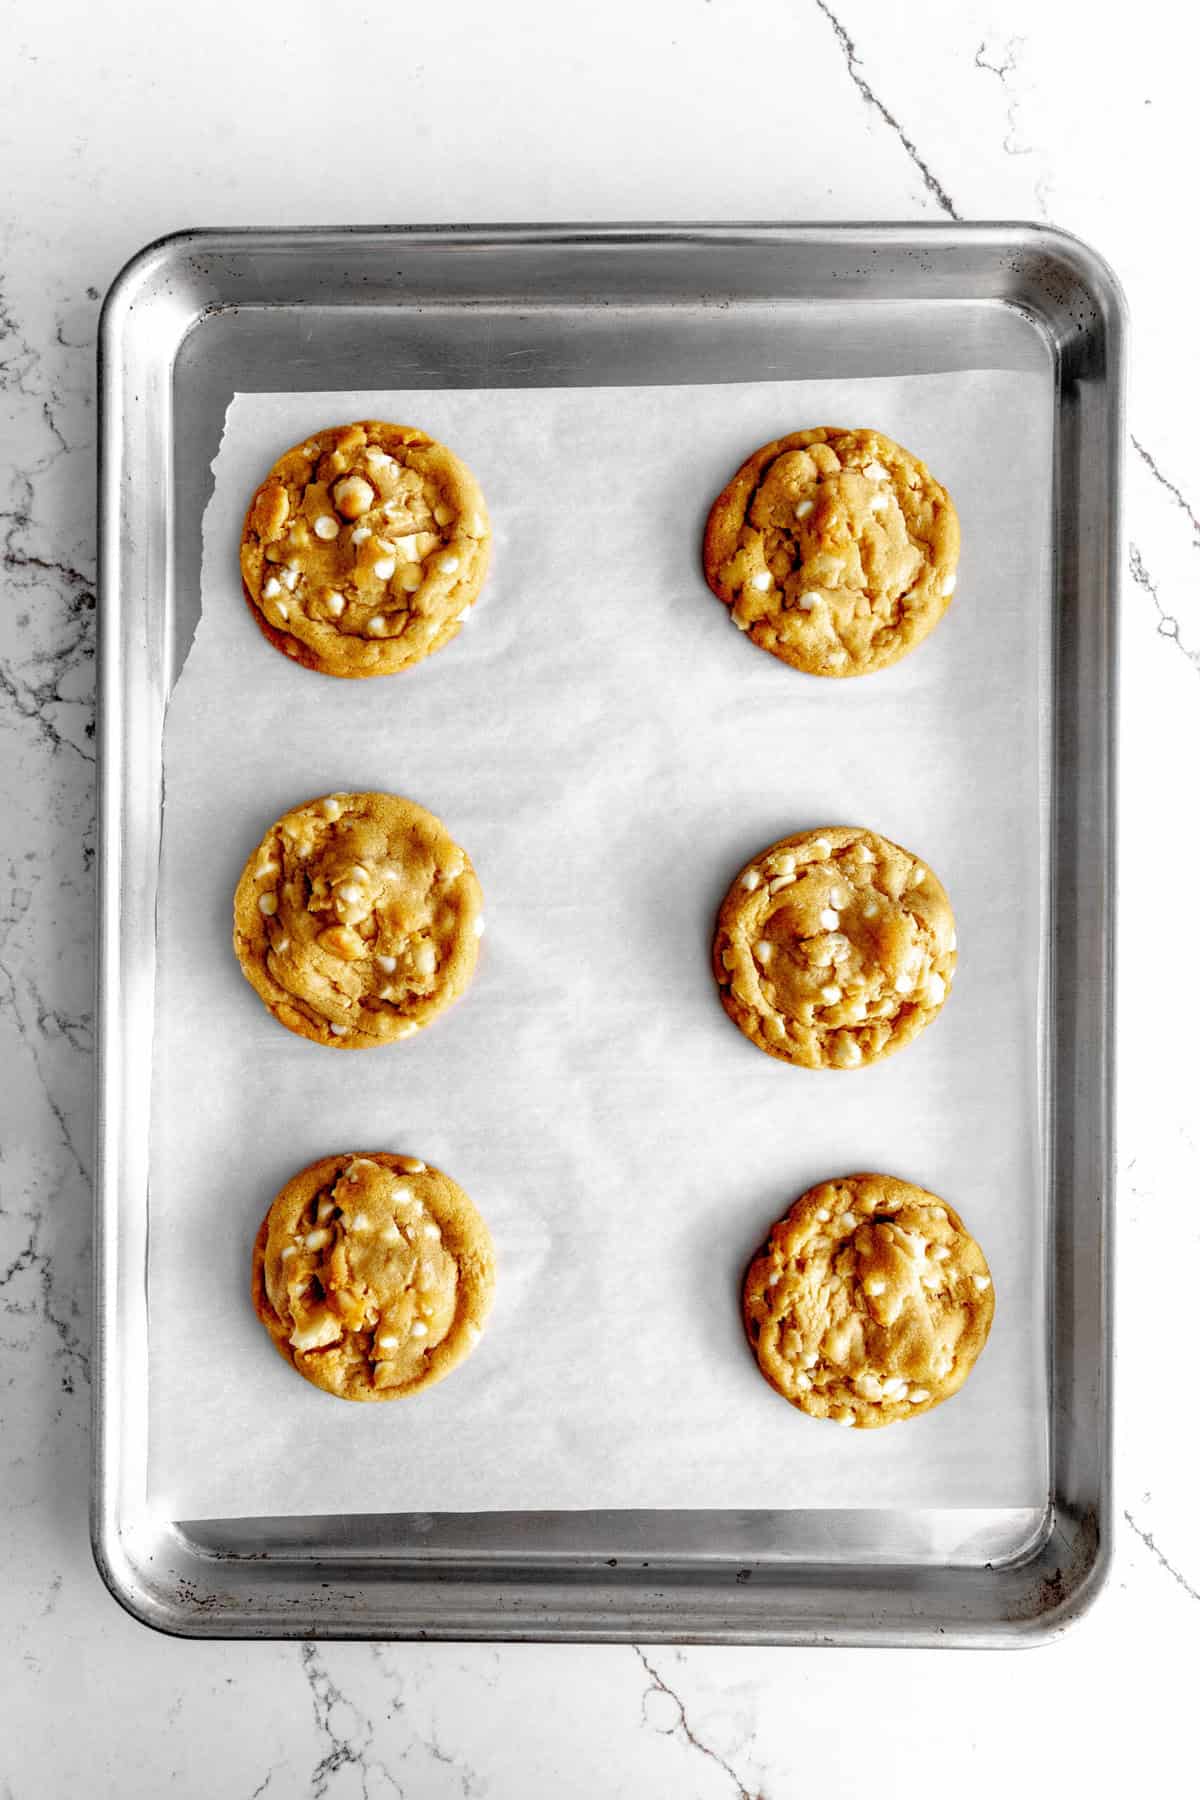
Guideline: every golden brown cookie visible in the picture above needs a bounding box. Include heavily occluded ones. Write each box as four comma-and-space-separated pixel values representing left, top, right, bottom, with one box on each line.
240, 421, 490, 678
233, 791, 483, 1049
252, 1152, 496, 1402
743, 1173, 994, 1428
703, 427, 959, 677
712, 827, 956, 1069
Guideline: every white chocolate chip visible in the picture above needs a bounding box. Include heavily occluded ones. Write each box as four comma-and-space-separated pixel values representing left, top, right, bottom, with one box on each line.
802, 1350, 819, 1369
883, 1379, 909, 1401
473, 915, 486, 937
399, 564, 422, 592
909, 1388, 930, 1404
838, 1036, 863, 1067
739, 869, 763, 892
350, 526, 372, 545
338, 883, 364, 907
398, 1158, 426, 1174
837, 1212, 856, 1231
865, 1277, 886, 1297
262, 576, 281, 599
820, 908, 840, 930
796, 592, 819, 610
351, 1213, 370, 1232
927, 973, 947, 1006
942, 571, 958, 597
316, 1199, 335, 1222
467, 1323, 481, 1344
814, 1210, 831, 1224
862, 897, 879, 919
973, 1274, 991, 1291
868, 492, 888, 512
328, 1023, 349, 1037
750, 569, 772, 592
793, 498, 814, 520
289, 1312, 342, 1352
368, 614, 387, 635
411, 1321, 429, 1338
820, 984, 842, 1004
313, 514, 339, 540
393, 533, 422, 563
391, 1184, 413, 1204
255, 858, 279, 879
438, 553, 460, 576
304, 1229, 331, 1250
754, 940, 773, 962
864, 460, 888, 480
768, 875, 796, 895
932, 1245, 951, 1261
836, 1411, 857, 1428
774, 854, 797, 875
382, 1222, 402, 1245
325, 590, 345, 618
281, 566, 300, 591
812, 837, 832, 860
373, 557, 396, 580
794, 1372, 813, 1391
375, 954, 397, 974
414, 942, 437, 978
894, 973, 914, 994
433, 502, 455, 526
280, 1244, 298, 1260
258, 893, 277, 915
422, 1222, 441, 1240
377, 1335, 399, 1352
320, 797, 342, 820
455, 607, 471, 623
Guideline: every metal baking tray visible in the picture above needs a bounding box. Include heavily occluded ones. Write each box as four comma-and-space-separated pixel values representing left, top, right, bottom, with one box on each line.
95, 223, 1121, 1643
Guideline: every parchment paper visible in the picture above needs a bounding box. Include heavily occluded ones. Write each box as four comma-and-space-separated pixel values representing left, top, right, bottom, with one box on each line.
149, 374, 1052, 1519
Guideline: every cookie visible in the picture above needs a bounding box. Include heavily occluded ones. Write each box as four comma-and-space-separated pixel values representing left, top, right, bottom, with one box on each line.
233, 791, 483, 1049
712, 827, 956, 1069
252, 1152, 496, 1402
703, 427, 959, 677
240, 421, 490, 678
742, 1173, 994, 1428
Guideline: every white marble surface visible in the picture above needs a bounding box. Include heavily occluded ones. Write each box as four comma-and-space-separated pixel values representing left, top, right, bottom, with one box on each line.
2, 0, 1197, 1792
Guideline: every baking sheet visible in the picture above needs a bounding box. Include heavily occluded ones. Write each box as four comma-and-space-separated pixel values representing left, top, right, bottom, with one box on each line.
148, 373, 1051, 1520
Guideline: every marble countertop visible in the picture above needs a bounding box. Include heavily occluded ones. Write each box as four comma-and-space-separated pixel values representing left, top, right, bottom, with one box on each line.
3, 0, 1196, 1792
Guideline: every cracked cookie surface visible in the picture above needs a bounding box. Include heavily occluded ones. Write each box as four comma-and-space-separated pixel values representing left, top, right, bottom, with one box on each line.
240, 420, 490, 678
703, 427, 959, 677
252, 1152, 496, 1402
712, 826, 956, 1069
743, 1173, 994, 1428
233, 791, 483, 1049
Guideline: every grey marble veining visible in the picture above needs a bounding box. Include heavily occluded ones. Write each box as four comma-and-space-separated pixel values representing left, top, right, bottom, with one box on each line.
3, 0, 1199, 1793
